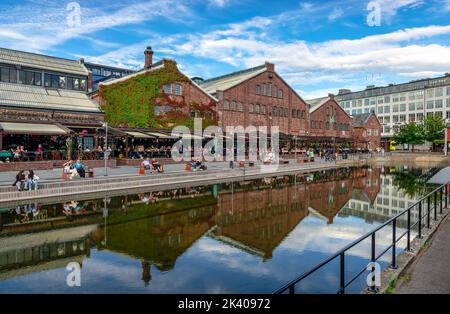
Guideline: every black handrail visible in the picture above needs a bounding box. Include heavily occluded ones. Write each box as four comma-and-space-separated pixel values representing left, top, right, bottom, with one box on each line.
274, 181, 449, 294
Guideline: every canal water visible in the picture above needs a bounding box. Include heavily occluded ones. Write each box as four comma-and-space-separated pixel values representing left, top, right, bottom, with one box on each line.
0, 165, 439, 293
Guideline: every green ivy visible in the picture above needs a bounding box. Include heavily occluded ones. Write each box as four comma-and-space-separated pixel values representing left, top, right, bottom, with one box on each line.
99, 61, 216, 129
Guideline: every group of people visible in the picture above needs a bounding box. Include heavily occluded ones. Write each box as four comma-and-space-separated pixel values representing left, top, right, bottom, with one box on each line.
189, 158, 207, 171
63, 159, 88, 179
12, 170, 40, 191
141, 158, 164, 173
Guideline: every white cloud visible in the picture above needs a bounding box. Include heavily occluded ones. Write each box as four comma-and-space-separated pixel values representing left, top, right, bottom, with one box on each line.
328, 7, 344, 21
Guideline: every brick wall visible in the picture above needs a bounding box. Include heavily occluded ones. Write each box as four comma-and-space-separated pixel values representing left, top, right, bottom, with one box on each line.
309, 98, 353, 141
216, 65, 310, 136
353, 114, 382, 150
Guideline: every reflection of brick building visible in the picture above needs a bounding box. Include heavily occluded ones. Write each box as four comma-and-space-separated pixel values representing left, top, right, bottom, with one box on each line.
307, 95, 353, 144
211, 183, 309, 259
352, 167, 381, 206
199, 62, 310, 137
91, 204, 216, 285
307, 178, 353, 224
352, 112, 382, 150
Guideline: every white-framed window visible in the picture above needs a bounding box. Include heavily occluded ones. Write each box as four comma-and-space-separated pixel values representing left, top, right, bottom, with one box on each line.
174, 83, 182, 95
223, 100, 230, 110
163, 84, 172, 94
249, 103, 254, 113
231, 101, 236, 111
238, 102, 243, 112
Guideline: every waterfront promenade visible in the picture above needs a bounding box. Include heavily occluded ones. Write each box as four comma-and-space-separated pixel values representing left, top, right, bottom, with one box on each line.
396, 214, 450, 294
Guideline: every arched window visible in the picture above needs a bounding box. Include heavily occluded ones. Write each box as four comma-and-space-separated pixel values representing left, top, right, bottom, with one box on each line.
223, 100, 230, 110
231, 101, 236, 111
326, 122, 330, 129
273, 85, 277, 98
256, 104, 261, 114
262, 105, 266, 114
174, 83, 182, 95
256, 85, 260, 95
238, 102, 243, 112
261, 83, 266, 95
249, 103, 254, 113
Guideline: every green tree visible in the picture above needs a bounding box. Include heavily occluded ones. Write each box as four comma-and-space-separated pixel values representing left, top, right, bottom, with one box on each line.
422, 115, 445, 151
393, 122, 424, 151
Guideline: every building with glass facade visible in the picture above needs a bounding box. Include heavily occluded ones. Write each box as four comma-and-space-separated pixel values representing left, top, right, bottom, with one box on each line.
335, 73, 450, 148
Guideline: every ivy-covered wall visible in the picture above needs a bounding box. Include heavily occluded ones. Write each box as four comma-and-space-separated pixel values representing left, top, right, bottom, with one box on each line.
98, 59, 217, 129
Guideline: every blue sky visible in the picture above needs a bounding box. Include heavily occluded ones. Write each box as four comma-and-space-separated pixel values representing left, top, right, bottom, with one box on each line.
0, 0, 449, 98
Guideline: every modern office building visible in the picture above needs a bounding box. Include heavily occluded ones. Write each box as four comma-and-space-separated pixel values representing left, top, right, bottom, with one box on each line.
84, 62, 135, 91
335, 73, 450, 148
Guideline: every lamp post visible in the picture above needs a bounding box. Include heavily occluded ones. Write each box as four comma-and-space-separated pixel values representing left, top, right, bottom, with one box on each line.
102, 122, 108, 176
294, 135, 298, 163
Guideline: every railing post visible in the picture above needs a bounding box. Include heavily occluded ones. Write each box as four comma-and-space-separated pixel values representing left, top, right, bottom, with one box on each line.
340, 253, 345, 294
289, 285, 295, 294
407, 208, 411, 251
440, 187, 443, 214
418, 202, 422, 239
368, 233, 378, 293
391, 218, 397, 269
446, 184, 448, 209
434, 190, 438, 220
427, 199, 430, 229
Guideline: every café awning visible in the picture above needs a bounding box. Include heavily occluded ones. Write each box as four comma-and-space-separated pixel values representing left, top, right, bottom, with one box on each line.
0, 122, 69, 135
125, 131, 155, 139
146, 131, 180, 139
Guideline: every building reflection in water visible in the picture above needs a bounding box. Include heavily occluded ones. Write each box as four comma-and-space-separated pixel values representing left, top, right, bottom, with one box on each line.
0, 166, 432, 288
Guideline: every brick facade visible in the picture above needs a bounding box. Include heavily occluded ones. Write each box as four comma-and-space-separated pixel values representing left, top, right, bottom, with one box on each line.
309, 97, 353, 142
352, 113, 382, 150
214, 63, 309, 136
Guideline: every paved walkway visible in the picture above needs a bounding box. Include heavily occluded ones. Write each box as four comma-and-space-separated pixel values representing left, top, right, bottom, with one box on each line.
396, 215, 450, 294
0, 158, 334, 186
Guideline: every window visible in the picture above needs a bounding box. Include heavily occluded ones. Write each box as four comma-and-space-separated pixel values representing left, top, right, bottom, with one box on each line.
435, 111, 443, 118
238, 102, 243, 112
400, 103, 406, 112
163, 84, 172, 94
154, 105, 162, 116
447, 87, 450, 96
435, 99, 443, 108
231, 101, 236, 111
426, 89, 434, 98
273, 85, 277, 98
267, 83, 272, 96
384, 116, 390, 123
44, 73, 51, 87
284, 108, 288, 117
59, 76, 66, 89
174, 84, 182, 95
393, 104, 399, 112
374, 129, 378, 136
393, 115, 399, 123
364, 99, 370, 106
223, 100, 230, 110
400, 114, 406, 122
384, 105, 390, 113
447, 98, 450, 107
435, 87, 443, 97
292, 109, 297, 118
256, 85, 260, 95
261, 83, 266, 95
18, 70, 26, 84
0, 67, 16, 83
325, 122, 330, 129
409, 103, 416, 111
190, 110, 196, 118
249, 103, 254, 113
384, 95, 391, 103
446, 111, 450, 119
367, 129, 372, 136
278, 89, 283, 98
409, 114, 416, 122
416, 102, 424, 110
72, 78, 79, 90
80, 79, 86, 91
427, 100, 434, 109
24, 71, 41, 86
262, 105, 266, 114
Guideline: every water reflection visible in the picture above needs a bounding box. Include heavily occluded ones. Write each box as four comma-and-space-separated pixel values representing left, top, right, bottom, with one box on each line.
0, 165, 437, 293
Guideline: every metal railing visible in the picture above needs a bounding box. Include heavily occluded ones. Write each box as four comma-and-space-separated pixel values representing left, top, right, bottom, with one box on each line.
274, 181, 449, 294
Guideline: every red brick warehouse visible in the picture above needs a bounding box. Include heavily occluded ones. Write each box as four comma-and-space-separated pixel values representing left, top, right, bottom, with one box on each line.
198, 62, 310, 142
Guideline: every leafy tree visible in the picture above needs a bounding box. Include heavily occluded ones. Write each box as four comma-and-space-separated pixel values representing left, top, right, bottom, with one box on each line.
422, 115, 445, 151
393, 122, 424, 151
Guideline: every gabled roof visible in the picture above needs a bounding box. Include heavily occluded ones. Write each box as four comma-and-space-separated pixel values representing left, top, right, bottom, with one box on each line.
307, 96, 353, 119
352, 113, 372, 128
0, 47, 88, 76
199, 64, 267, 94
0, 82, 102, 113
306, 96, 329, 113
100, 59, 217, 102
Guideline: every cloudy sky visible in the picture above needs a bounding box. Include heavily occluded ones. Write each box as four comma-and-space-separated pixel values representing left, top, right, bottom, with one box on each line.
0, 0, 449, 98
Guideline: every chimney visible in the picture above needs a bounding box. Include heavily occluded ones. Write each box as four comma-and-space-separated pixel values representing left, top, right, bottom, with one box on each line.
265, 61, 275, 72
144, 46, 153, 69
328, 93, 335, 99
79, 58, 85, 64
87, 71, 93, 92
